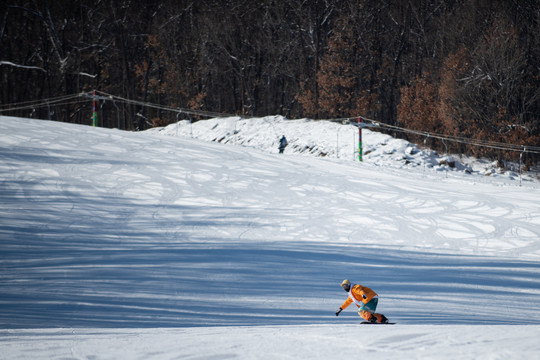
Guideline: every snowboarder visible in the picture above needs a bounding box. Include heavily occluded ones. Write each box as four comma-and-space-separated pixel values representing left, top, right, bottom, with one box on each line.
335, 279, 389, 323
278, 135, 288, 154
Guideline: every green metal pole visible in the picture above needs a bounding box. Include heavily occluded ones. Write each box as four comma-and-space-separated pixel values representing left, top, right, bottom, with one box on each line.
358, 117, 363, 162
92, 90, 97, 127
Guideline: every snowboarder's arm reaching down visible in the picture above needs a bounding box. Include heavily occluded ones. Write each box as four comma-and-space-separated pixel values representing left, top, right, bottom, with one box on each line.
335, 295, 353, 316
340, 297, 354, 310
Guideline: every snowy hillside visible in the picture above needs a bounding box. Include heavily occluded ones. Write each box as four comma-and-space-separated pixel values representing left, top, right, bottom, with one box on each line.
149, 115, 538, 183
1, 115, 540, 359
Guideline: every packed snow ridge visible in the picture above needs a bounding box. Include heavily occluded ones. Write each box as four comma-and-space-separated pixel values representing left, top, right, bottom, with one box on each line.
150, 115, 538, 183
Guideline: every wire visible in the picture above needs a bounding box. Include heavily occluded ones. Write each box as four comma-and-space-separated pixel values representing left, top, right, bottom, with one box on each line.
2, 91, 538, 154
380, 122, 540, 154
339, 115, 540, 154
0, 92, 91, 112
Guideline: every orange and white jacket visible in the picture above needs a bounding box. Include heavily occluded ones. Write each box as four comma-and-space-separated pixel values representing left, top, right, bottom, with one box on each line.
341, 283, 377, 309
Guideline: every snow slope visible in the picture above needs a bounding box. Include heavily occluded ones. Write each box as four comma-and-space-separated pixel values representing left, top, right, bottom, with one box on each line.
149, 115, 538, 182
1, 115, 540, 359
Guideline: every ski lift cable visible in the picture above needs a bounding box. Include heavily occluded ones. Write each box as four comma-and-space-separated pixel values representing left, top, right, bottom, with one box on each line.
2, 91, 538, 154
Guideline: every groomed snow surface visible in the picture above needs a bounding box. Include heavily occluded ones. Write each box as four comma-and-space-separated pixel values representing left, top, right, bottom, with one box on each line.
1, 115, 539, 359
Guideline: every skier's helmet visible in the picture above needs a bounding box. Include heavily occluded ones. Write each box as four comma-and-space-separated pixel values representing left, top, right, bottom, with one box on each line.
340, 279, 351, 289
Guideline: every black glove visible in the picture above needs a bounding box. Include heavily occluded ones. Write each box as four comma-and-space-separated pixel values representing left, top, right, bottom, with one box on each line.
335, 308, 342, 316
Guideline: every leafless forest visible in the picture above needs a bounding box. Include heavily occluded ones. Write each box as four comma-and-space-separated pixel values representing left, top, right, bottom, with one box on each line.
1, 1, 539, 163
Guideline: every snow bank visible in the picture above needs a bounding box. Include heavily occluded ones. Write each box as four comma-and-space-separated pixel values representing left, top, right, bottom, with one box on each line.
149, 115, 538, 183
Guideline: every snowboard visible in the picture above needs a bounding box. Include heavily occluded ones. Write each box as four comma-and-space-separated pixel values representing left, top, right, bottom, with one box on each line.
360, 321, 396, 325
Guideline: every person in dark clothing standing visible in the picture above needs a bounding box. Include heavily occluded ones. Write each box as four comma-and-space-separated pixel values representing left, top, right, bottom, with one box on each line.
279, 135, 288, 154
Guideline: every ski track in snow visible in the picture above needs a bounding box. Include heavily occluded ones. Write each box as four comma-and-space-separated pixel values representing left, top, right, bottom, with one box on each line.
1, 116, 540, 359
